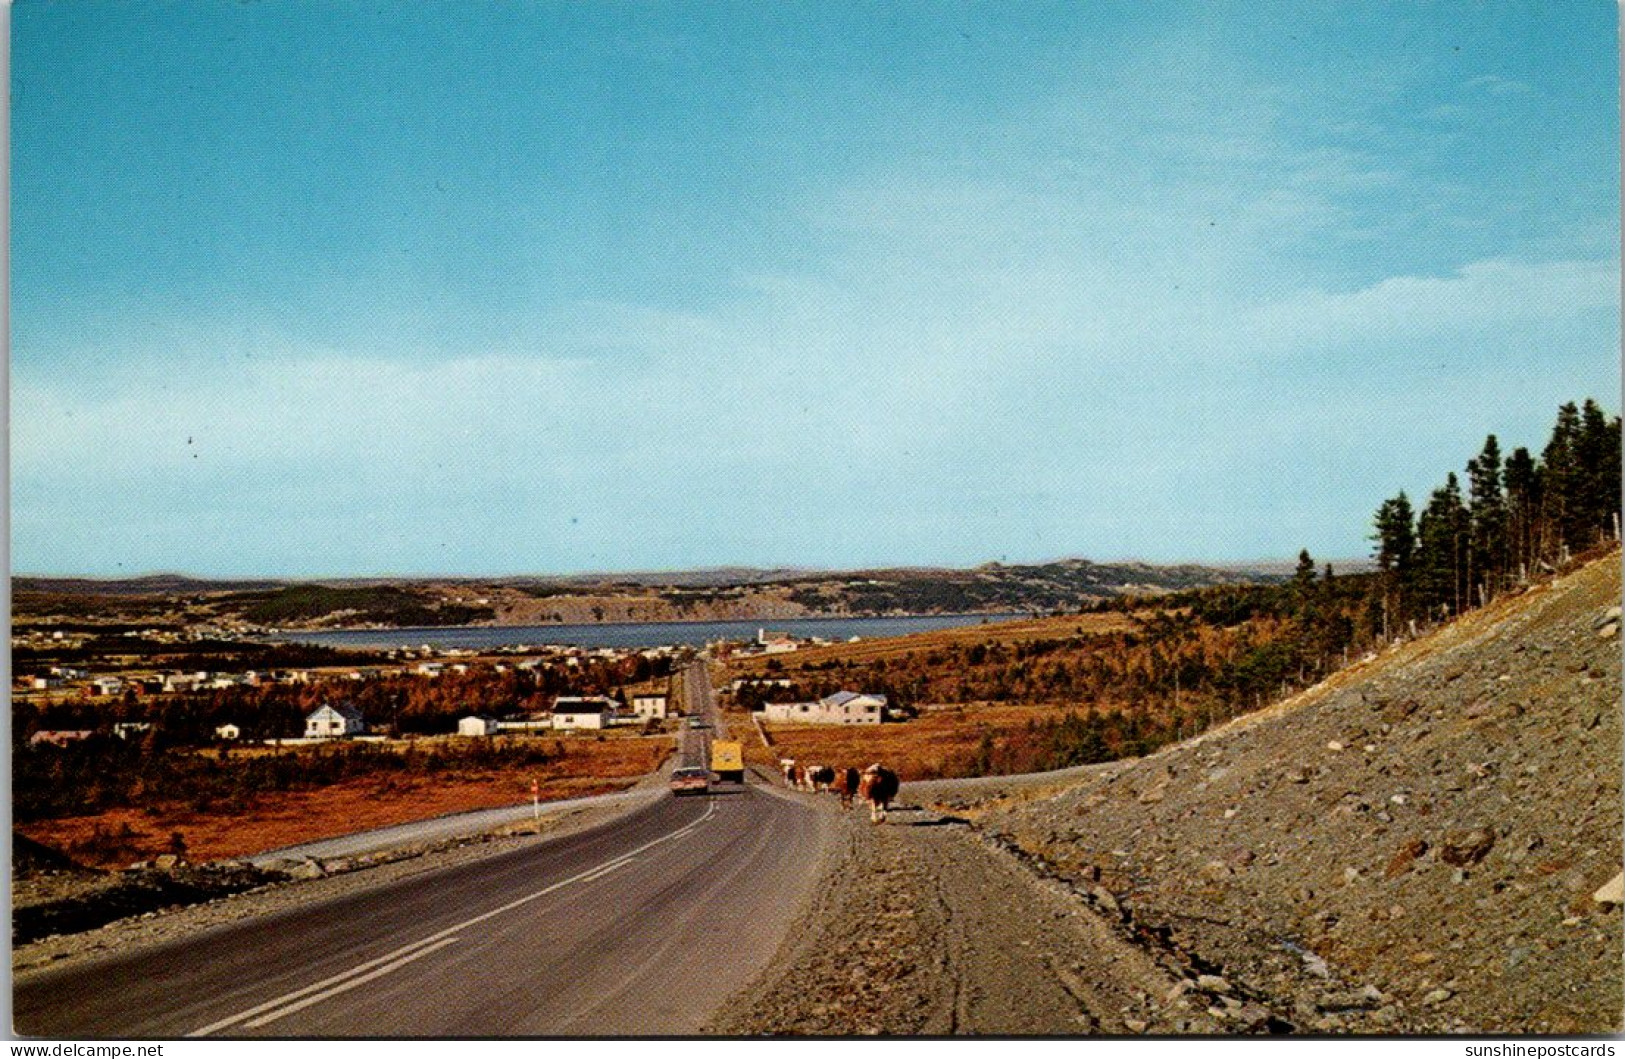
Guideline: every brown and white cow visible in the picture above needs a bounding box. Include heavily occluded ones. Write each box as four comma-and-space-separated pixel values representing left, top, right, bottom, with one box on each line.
829, 766, 861, 810
806, 764, 836, 792
779, 758, 798, 786
857, 763, 900, 823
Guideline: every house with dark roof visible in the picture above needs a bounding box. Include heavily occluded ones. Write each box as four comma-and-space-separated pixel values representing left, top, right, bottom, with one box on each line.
305, 702, 366, 739
551, 696, 617, 731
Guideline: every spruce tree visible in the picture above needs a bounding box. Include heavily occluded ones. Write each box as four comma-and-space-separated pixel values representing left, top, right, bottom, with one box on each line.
1416, 474, 1468, 617
1467, 434, 1506, 601
1541, 402, 1582, 559
1371, 492, 1416, 636
1503, 446, 1540, 580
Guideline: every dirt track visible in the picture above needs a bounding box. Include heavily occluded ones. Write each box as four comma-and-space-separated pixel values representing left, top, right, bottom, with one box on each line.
709, 802, 1234, 1035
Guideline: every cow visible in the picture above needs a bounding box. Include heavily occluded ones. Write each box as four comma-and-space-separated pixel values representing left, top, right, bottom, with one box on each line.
857, 763, 900, 823
779, 758, 798, 786
806, 764, 836, 792
829, 766, 861, 810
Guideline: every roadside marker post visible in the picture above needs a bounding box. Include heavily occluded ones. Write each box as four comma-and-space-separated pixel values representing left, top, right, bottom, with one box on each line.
531, 779, 540, 823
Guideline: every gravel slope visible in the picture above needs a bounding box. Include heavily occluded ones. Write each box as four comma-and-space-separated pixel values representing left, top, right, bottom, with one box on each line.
975, 553, 1623, 1034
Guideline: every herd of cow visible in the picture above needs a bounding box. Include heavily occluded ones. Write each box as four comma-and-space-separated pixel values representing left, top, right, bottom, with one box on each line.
778, 759, 900, 822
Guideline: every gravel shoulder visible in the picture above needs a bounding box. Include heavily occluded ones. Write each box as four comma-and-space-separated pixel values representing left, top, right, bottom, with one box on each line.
709, 802, 1232, 1036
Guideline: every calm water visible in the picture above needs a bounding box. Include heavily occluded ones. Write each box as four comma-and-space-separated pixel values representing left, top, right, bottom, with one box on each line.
279, 613, 1023, 651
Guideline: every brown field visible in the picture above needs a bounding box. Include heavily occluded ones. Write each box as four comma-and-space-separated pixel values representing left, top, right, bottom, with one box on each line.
19, 735, 670, 868
725, 611, 1142, 672
728, 704, 1068, 782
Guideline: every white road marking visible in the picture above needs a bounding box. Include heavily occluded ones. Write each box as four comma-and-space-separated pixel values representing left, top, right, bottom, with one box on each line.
243, 937, 462, 1028
188, 798, 718, 1037
578, 853, 637, 883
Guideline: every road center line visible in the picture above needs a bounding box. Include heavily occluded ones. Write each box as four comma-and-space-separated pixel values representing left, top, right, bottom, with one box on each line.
187, 798, 717, 1037
243, 937, 461, 1029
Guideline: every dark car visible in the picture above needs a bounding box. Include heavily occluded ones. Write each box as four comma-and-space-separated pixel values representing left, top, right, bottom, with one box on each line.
669, 766, 711, 796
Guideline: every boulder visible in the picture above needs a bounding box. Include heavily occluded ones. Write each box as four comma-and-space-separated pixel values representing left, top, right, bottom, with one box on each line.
1440, 828, 1496, 867
1592, 871, 1624, 908
1385, 838, 1429, 879
288, 858, 326, 881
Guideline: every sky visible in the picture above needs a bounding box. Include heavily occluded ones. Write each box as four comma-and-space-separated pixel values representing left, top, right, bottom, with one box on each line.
10, 1, 1621, 577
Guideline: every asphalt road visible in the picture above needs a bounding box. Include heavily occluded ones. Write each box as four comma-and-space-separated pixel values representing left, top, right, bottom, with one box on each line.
16, 662, 835, 1039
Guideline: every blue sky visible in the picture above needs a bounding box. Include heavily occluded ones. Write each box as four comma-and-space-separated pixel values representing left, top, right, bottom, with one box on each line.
11, 1, 1620, 577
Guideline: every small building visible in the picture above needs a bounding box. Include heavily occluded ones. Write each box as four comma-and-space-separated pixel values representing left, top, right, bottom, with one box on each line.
630, 693, 668, 720
91, 676, 125, 697
215, 723, 242, 741
759, 690, 886, 726
305, 703, 366, 739
552, 696, 616, 731
112, 721, 152, 740
757, 629, 798, 654
457, 715, 501, 737
414, 662, 445, 678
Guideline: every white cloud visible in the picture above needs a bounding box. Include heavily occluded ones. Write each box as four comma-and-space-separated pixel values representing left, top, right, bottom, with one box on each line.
1466, 74, 1534, 97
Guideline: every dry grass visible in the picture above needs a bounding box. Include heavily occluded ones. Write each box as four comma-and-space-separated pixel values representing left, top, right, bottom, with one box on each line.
19, 736, 670, 868
744, 703, 1065, 782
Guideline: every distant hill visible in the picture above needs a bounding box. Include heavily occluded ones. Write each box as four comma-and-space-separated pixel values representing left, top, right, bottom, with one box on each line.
13, 558, 1277, 629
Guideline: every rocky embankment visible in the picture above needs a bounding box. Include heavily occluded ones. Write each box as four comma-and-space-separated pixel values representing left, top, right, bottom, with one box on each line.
973, 553, 1623, 1034
718, 554, 1622, 1035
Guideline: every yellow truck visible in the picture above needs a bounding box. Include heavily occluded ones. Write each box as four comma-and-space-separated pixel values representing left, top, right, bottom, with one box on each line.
709, 740, 745, 784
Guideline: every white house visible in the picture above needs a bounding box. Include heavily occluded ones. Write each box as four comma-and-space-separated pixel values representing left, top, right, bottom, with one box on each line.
630, 693, 668, 720
756, 629, 798, 654
414, 662, 445, 678
215, 723, 242, 741
457, 715, 501, 737
91, 677, 126, 697
759, 690, 886, 725
552, 696, 616, 731
112, 721, 152, 740
305, 703, 366, 739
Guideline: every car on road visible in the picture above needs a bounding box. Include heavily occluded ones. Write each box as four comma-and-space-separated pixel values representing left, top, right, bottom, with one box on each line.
686, 717, 710, 729
669, 766, 711, 796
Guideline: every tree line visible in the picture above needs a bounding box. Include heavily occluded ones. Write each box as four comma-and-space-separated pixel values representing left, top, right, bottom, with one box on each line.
1371, 398, 1620, 635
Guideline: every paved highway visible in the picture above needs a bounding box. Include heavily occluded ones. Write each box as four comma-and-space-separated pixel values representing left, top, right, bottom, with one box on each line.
15, 663, 833, 1038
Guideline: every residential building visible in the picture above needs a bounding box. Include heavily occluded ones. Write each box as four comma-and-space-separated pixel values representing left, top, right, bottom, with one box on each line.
552, 696, 615, 731
758, 690, 886, 725
305, 703, 366, 739
630, 693, 668, 720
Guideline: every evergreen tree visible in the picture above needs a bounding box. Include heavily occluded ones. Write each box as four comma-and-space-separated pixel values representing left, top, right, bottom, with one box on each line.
1467, 434, 1506, 601
1371, 492, 1417, 636
1576, 399, 1621, 546
1503, 446, 1540, 580
1416, 474, 1468, 617
1292, 549, 1317, 594
1541, 402, 1583, 559
1372, 493, 1416, 574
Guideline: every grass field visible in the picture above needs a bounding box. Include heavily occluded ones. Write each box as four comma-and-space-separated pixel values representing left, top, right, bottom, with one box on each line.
18, 735, 670, 868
